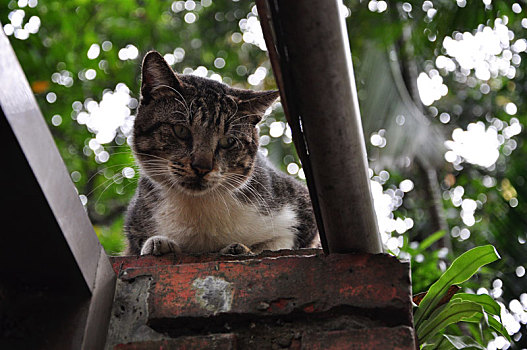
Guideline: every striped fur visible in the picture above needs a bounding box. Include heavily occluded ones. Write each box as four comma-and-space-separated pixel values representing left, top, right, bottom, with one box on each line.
124, 51, 318, 255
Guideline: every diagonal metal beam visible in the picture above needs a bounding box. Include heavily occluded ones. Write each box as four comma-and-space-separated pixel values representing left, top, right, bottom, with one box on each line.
0, 25, 115, 349
257, 0, 383, 254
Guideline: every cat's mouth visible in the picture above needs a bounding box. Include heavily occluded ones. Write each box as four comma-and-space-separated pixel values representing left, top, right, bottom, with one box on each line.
178, 177, 218, 195
180, 181, 208, 191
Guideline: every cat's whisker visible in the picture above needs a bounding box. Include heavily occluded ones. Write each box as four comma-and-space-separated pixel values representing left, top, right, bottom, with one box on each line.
90, 173, 128, 207
83, 163, 141, 185
243, 176, 273, 197
230, 136, 244, 148
247, 165, 286, 187
141, 165, 169, 170
228, 129, 252, 139
229, 177, 271, 212
227, 122, 256, 128
231, 177, 269, 199
243, 113, 266, 119
137, 177, 173, 201
225, 96, 239, 121
227, 112, 261, 124
228, 113, 266, 126
99, 144, 133, 148
228, 131, 251, 139
224, 175, 272, 216
97, 150, 135, 156
225, 115, 247, 126
227, 123, 252, 129
221, 177, 275, 235
188, 98, 197, 122
138, 158, 167, 164
156, 84, 190, 117
133, 152, 172, 163
223, 180, 254, 209
139, 159, 168, 166
141, 163, 171, 172
120, 177, 142, 193
166, 177, 181, 194
211, 185, 232, 221
86, 172, 133, 198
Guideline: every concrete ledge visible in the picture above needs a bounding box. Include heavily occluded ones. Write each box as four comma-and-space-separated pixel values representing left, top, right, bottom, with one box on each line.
301, 326, 416, 350
114, 333, 237, 350
110, 249, 322, 275
113, 326, 414, 350
107, 251, 415, 349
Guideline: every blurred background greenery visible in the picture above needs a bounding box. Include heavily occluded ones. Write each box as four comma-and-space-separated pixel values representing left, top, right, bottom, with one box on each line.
2, 0, 526, 348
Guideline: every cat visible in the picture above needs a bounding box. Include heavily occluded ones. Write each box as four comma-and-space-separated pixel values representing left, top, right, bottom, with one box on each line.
124, 51, 319, 256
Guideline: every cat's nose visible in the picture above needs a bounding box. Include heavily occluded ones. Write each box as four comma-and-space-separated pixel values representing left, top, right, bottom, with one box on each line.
191, 158, 213, 176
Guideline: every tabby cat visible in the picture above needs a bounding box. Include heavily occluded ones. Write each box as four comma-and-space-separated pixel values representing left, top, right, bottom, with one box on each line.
124, 51, 318, 256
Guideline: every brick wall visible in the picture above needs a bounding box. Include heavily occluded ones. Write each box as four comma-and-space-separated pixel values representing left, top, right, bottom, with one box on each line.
106, 250, 415, 349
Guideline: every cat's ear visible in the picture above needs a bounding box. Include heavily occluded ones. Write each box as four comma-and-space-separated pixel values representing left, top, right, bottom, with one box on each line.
141, 51, 187, 102
232, 89, 280, 124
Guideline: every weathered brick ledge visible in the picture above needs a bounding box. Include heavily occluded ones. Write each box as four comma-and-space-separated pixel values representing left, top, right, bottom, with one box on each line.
106, 249, 415, 349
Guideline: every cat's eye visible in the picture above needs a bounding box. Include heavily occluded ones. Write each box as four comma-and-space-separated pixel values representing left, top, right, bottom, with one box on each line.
173, 125, 191, 140
219, 137, 235, 149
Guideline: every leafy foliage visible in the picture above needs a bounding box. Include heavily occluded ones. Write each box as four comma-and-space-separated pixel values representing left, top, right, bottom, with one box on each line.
415, 245, 506, 348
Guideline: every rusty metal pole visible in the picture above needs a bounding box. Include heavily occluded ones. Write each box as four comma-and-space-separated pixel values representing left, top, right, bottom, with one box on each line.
257, 0, 383, 254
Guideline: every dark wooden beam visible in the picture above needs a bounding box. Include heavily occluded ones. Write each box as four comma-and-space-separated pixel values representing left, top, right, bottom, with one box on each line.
0, 25, 115, 349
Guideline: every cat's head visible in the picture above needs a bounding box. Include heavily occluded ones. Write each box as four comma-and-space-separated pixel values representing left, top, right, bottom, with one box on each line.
133, 51, 279, 196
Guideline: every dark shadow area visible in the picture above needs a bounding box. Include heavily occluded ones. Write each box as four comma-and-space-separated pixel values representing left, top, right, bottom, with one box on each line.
0, 110, 91, 349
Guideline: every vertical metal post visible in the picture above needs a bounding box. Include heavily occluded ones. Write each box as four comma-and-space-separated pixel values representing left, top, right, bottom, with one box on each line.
257, 0, 383, 254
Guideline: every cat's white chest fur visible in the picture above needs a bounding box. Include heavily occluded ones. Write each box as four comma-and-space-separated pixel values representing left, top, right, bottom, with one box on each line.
153, 190, 297, 253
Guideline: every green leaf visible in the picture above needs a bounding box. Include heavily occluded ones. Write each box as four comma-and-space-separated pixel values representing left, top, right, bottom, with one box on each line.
416, 230, 446, 254
441, 334, 486, 349
487, 316, 511, 342
464, 322, 485, 347
450, 293, 501, 316
414, 245, 500, 327
463, 313, 512, 342
421, 334, 451, 350
417, 300, 484, 343
422, 333, 485, 350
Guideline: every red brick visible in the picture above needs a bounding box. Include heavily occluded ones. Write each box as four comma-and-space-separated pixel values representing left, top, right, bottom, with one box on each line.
118, 253, 411, 327
110, 249, 322, 275
301, 326, 416, 350
114, 334, 236, 350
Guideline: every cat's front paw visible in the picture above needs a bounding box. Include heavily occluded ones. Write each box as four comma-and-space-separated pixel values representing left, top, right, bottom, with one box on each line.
220, 243, 254, 256
141, 236, 181, 256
